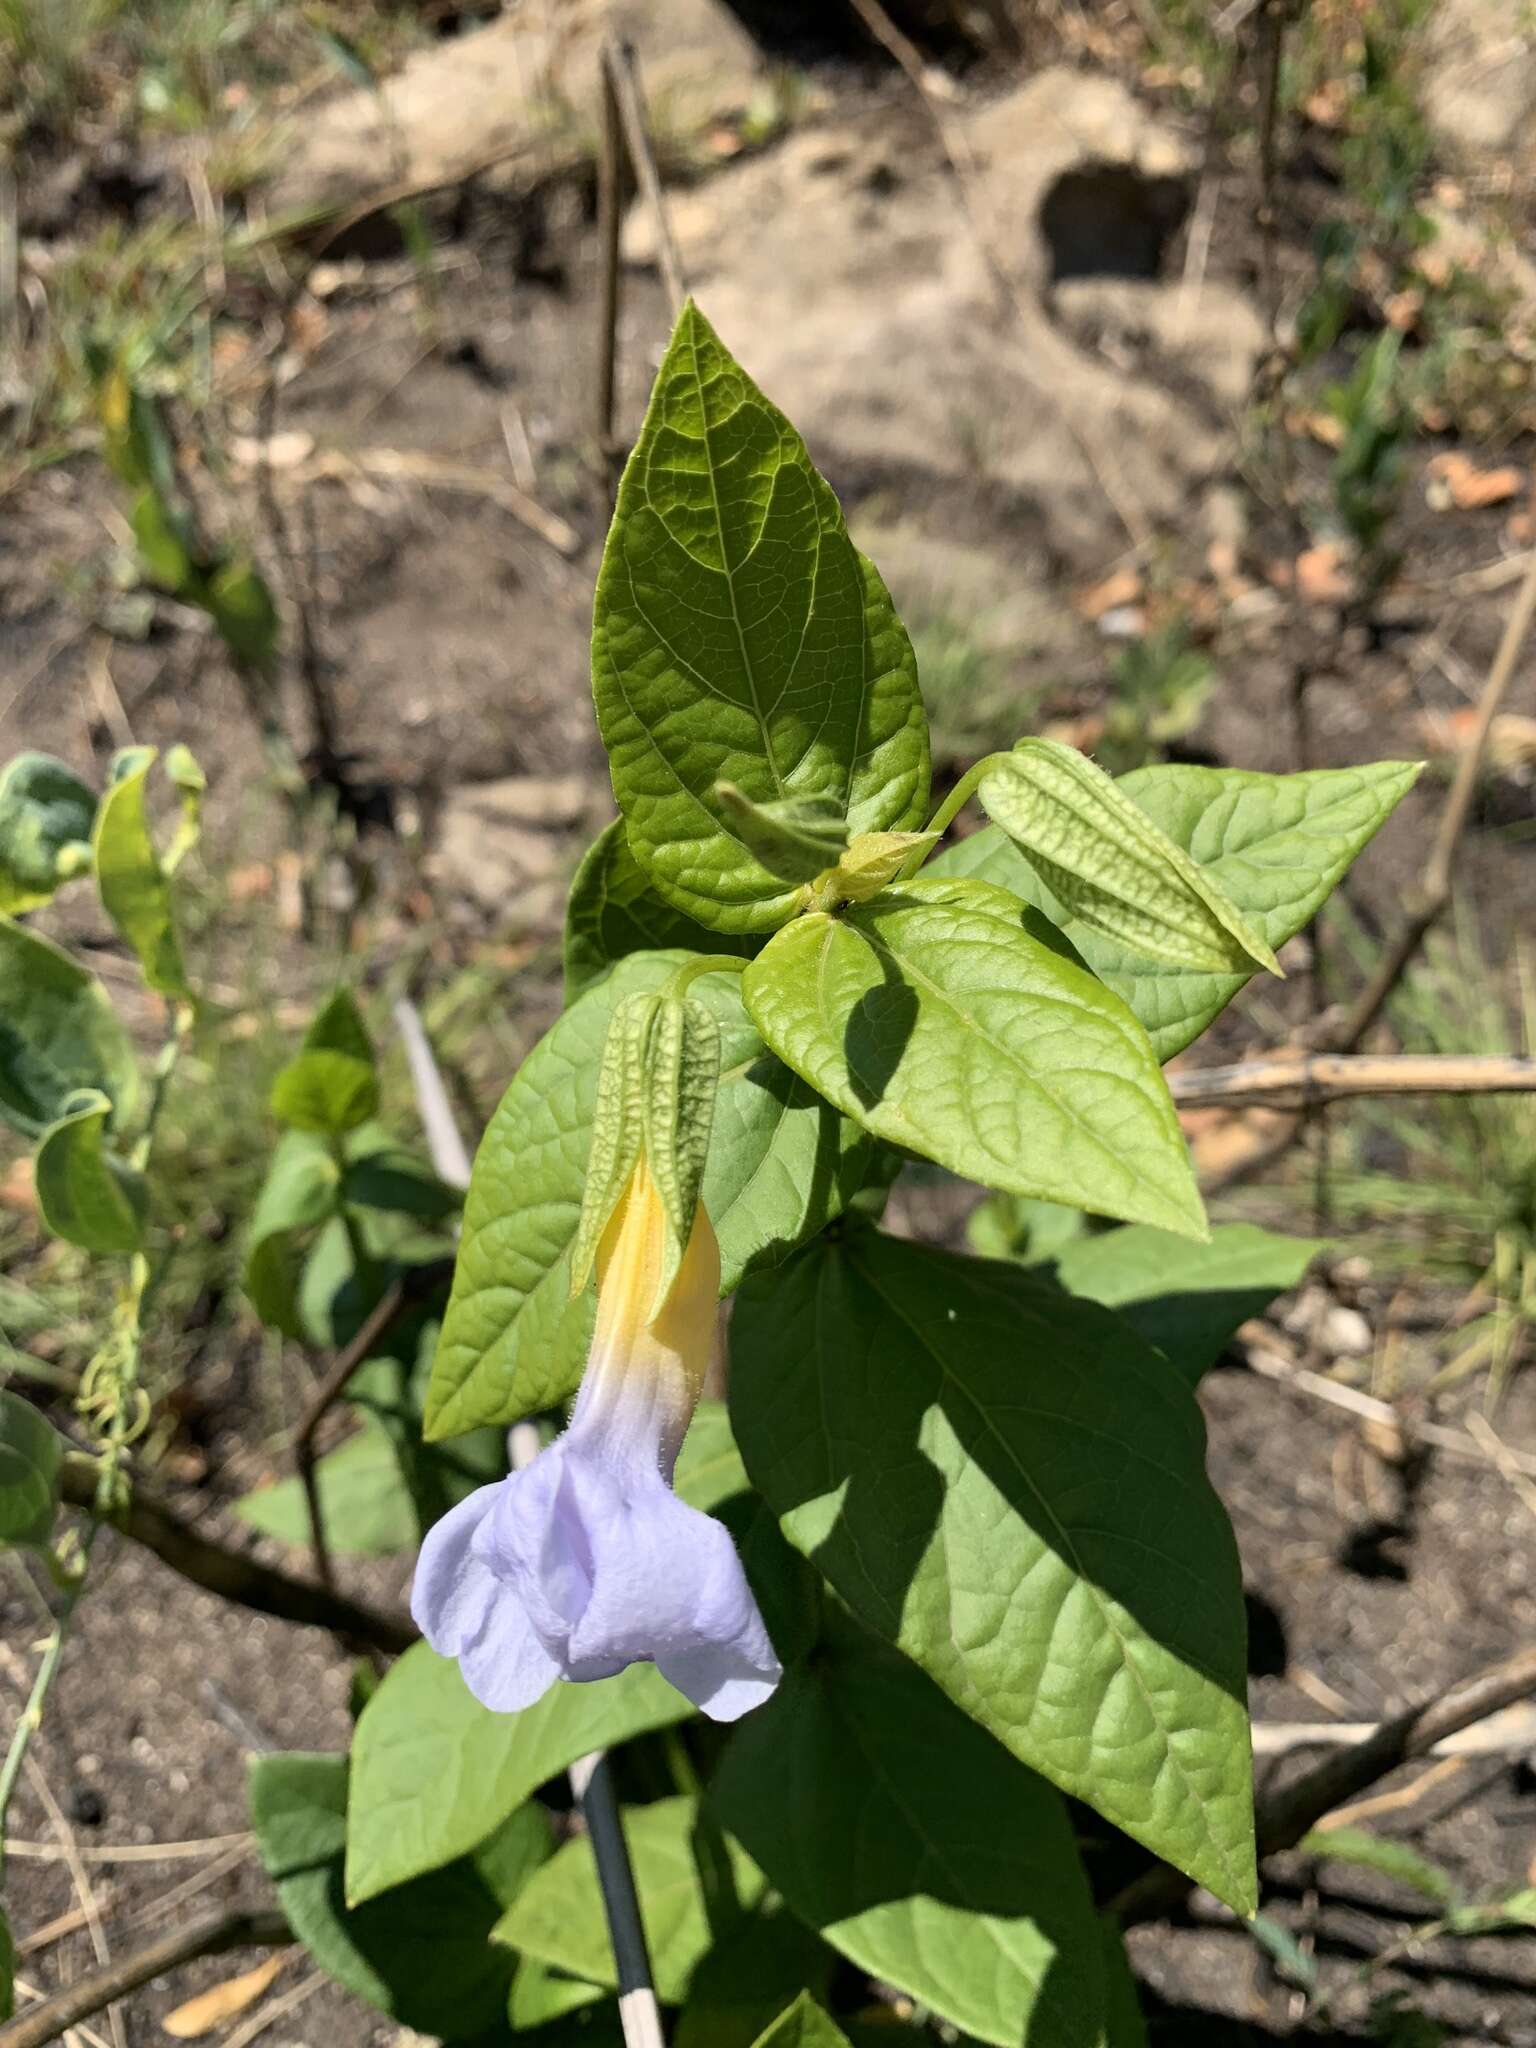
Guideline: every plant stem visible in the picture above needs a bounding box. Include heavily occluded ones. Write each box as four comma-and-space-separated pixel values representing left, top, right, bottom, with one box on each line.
0, 1528, 94, 1889
902, 751, 1015, 876
57, 1454, 414, 1653
663, 955, 752, 1001
130, 1004, 193, 1174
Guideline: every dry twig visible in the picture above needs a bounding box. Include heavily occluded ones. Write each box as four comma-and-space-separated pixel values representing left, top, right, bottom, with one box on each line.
0, 1908, 293, 2048
1334, 541, 1536, 1048
1169, 1052, 1536, 1108
293, 1264, 450, 1596
1241, 1345, 1536, 1478
57, 1458, 414, 1653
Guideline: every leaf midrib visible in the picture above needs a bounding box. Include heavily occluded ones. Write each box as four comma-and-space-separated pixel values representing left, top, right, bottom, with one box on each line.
684, 323, 786, 798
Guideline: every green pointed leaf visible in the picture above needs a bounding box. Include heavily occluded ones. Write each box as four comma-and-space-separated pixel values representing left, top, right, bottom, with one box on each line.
250, 1751, 546, 2034
592, 301, 929, 933
130, 483, 194, 590
981, 742, 1282, 975
234, 1416, 417, 1555
303, 988, 374, 1062
715, 784, 851, 885
244, 1130, 341, 1338
509, 1961, 608, 2030
1056, 1223, 1322, 1384
0, 1388, 63, 1550
742, 875, 1205, 1239
932, 761, 1422, 1061
0, 754, 96, 915
0, 919, 139, 1140
92, 745, 189, 998
748, 1993, 851, 2048
714, 1628, 1107, 2048
268, 988, 379, 1134
424, 951, 876, 1441
731, 1227, 1257, 1913
270, 1048, 379, 1134
345, 1643, 692, 1904
34, 1089, 147, 1254
564, 820, 754, 1002
495, 1795, 765, 2005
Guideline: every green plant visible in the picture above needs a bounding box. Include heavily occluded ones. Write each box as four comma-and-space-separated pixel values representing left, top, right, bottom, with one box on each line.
1099, 614, 1215, 774
0, 304, 1424, 2045
1324, 328, 1407, 580
1329, 905, 1536, 1399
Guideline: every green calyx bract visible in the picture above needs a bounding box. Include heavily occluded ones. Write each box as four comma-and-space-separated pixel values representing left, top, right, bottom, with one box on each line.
569, 987, 721, 1317
981, 739, 1284, 977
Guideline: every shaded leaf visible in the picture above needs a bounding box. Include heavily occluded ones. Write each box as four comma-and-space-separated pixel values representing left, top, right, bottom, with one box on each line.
742, 876, 1205, 1239
731, 1226, 1256, 1913
234, 1417, 417, 1556
244, 1131, 340, 1339
1100, 1916, 1148, 2048
748, 1992, 851, 2048
250, 1752, 546, 2036
0, 1389, 62, 1549
564, 819, 754, 1003
715, 1625, 1106, 2048
1054, 1222, 1322, 1383
34, 1088, 147, 1254
0, 920, 138, 1140
677, 1914, 835, 2048
592, 302, 928, 933
1297, 1826, 1457, 1906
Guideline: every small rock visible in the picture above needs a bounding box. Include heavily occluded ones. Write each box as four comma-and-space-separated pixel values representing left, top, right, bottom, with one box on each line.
1316, 1304, 1374, 1360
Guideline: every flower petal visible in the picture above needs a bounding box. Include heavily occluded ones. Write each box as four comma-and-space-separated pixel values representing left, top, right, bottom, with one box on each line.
558, 1445, 781, 1717
458, 1589, 562, 1713
410, 1482, 502, 1654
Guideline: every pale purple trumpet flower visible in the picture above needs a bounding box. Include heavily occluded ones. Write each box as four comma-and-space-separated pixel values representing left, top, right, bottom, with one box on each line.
411, 1157, 781, 1721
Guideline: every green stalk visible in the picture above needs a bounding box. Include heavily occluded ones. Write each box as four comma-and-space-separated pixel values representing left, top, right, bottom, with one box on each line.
663, 954, 753, 1001
900, 751, 1016, 878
